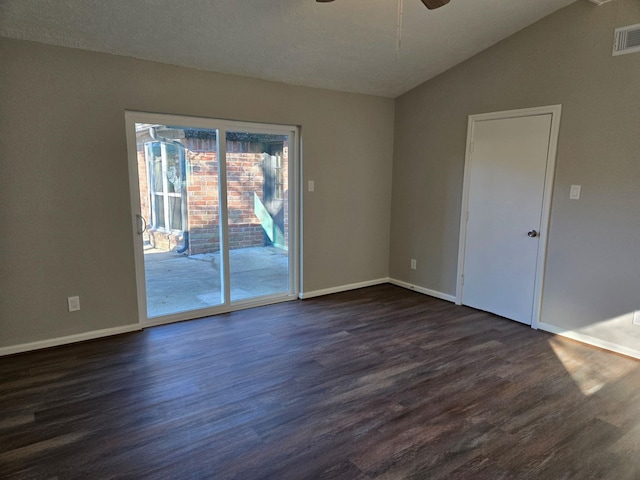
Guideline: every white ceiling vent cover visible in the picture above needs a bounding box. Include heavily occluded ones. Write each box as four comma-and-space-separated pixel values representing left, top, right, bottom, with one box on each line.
613, 23, 640, 56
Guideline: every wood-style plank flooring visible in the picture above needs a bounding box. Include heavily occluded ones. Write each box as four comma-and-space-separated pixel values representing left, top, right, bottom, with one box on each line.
1, 284, 639, 479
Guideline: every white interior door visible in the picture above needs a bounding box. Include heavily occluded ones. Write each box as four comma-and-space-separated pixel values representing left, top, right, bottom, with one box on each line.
460, 112, 554, 325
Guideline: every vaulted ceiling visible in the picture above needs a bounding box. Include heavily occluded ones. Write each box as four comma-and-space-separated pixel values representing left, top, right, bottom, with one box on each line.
0, 0, 579, 97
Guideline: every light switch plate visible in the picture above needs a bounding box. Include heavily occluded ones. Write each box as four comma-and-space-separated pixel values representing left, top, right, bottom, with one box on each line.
569, 185, 581, 200
68, 296, 80, 312
308, 180, 315, 192
633, 311, 640, 326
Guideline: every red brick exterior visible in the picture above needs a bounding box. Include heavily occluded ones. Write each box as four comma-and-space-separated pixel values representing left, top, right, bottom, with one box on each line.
137, 136, 288, 255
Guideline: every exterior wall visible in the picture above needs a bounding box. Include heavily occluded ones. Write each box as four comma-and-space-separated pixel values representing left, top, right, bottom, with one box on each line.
224, 150, 266, 253
137, 137, 289, 255
184, 139, 221, 254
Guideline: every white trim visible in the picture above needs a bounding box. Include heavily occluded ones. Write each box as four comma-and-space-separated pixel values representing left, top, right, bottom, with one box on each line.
124, 112, 149, 326
456, 104, 562, 330
389, 278, 456, 303
0, 324, 142, 357
290, 132, 301, 304
123, 111, 298, 135
538, 322, 640, 361
455, 113, 475, 306
299, 278, 389, 299
218, 127, 231, 306
299, 278, 457, 302
298, 133, 306, 299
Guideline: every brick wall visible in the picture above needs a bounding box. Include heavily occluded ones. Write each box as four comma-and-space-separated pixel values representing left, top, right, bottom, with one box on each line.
137, 137, 288, 256
185, 143, 222, 254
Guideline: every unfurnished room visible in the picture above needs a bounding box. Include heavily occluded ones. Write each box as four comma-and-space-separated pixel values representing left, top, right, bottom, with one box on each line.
1, 0, 639, 478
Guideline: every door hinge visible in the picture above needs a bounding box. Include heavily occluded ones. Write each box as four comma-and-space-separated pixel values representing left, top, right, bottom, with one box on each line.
461, 274, 464, 286
470, 142, 475, 154
465, 211, 469, 222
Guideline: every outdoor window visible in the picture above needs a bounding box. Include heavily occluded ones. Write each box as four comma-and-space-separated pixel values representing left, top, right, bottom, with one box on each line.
146, 141, 184, 232
274, 153, 284, 200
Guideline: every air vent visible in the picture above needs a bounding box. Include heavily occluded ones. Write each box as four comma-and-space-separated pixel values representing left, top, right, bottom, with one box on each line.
613, 23, 640, 56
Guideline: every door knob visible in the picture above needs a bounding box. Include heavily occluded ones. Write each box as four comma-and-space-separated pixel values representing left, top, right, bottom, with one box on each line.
527, 230, 538, 238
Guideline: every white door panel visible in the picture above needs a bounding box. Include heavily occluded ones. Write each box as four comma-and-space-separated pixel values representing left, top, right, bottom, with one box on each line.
462, 114, 552, 324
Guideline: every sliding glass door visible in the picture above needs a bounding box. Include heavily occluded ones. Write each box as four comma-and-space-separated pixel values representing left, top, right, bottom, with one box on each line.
126, 112, 298, 325
225, 131, 291, 302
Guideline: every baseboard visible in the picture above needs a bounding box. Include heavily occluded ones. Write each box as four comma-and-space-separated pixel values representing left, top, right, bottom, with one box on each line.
389, 278, 456, 303
299, 278, 389, 299
538, 322, 640, 360
0, 324, 142, 357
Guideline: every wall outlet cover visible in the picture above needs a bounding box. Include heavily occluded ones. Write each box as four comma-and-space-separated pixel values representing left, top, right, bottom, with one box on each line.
633, 310, 640, 326
569, 184, 581, 200
68, 296, 80, 312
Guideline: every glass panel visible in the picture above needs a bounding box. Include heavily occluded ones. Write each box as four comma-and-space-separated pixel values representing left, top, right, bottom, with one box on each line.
154, 194, 165, 229
226, 131, 290, 302
152, 145, 164, 192
135, 123, 222, 317
168, 195, 182, 230
165, 144, 182, 193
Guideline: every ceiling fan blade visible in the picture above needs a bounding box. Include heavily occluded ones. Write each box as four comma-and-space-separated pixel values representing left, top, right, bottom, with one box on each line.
420, 0, 451, 9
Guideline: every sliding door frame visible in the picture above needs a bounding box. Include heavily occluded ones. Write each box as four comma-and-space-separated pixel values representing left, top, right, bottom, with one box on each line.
125, 111, 300, 327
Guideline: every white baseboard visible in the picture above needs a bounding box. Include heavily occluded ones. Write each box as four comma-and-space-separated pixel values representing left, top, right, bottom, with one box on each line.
0, 324, 142, 357
538, 322, 640, 360
299, 278, 389, 299
389, 278, 456, 303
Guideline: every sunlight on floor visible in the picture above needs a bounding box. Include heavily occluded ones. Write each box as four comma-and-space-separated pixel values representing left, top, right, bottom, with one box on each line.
548, 332, 638, 396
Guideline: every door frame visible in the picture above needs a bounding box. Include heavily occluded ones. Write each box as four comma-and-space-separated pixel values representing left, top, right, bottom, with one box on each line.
125, 111, 300, 327
455, 105, 562, 329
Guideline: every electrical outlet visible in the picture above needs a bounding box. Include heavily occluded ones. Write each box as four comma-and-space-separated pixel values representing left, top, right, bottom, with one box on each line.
68, 296, 80, 312
410, 259, 417, 270
633, 310, 640, 326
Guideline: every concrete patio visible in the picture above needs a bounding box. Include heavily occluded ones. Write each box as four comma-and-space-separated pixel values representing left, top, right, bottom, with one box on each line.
143, 245, 289, 318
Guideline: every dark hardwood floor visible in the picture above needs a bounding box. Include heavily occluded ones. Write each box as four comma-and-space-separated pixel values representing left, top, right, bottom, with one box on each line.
1, 284, 639, 479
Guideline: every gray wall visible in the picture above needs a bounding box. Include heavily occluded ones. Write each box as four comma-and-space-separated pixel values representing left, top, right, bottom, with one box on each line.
390, 0, 640, 352
0, 38, 394, 348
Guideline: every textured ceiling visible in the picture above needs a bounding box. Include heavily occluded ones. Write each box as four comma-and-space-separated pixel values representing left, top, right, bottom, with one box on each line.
0, 0, 578, 98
